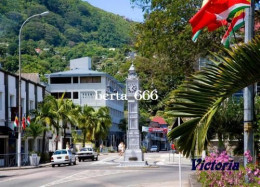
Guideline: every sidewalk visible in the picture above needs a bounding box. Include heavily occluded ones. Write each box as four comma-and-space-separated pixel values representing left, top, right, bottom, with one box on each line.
0, 162, 51, 171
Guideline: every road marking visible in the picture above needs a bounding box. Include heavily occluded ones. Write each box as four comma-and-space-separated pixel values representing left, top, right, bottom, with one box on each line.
40, 169, 137, 187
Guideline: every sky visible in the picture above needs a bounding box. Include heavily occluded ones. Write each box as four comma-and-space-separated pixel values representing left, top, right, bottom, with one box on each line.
84, 0, 144, 22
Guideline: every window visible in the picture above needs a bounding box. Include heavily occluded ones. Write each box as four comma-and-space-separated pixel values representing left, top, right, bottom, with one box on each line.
63, 92, 71, 99
10, 95, 14, 107
30, 100, 34, 110
80, 76, 101, 83
73, 77, 78, 83
0, 92, 2, 111
73, 92, 78, 99
51, 92, 59, 99
51, 92, 71, 99
81, 92, 95, 98
21, 98, 25, 114
50, 77, 71, 84
54, 150, 67, 155
92, 76, 101, 83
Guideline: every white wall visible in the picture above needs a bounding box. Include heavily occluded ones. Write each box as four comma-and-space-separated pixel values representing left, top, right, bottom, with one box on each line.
8, 75, 16, 126
28, 83, 35, 110
70, 57, 91, 70
37, 87, 43, 102
0, 72, 5, 126
21, 80, 26, 115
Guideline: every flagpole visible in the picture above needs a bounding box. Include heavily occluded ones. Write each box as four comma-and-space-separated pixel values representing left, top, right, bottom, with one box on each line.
244, 0, 255, 168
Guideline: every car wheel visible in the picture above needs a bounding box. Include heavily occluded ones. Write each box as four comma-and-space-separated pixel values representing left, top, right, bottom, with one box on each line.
69, 161, 72, 166
58, 164, 61, 167
52, 164, 55, 167
95, 156, 98, 161
79, 159, 81, 162
74, 160, 76, 165
92, 156, 94, 161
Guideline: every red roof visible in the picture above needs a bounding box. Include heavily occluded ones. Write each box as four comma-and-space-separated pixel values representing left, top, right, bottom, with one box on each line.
152, 116, 167, 125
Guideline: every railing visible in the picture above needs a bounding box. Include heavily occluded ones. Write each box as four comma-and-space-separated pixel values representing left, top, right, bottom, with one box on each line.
0, 153, 30, 167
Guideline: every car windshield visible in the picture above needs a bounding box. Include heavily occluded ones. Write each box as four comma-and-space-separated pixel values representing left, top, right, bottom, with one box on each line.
80, 148, 93, 151
151, 146, 157, 148
54, 150, 67, 155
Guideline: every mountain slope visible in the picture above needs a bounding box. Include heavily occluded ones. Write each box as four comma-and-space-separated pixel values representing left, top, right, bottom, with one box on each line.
0, 0, 134, 75
0, 0, 133, 48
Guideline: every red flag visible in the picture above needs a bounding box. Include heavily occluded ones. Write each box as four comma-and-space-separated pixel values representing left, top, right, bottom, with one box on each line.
22, 117, 26, 130
189, 0, 250, 35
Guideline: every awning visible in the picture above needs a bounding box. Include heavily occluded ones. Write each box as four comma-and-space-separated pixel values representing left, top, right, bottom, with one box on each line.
0, 126, 13, 135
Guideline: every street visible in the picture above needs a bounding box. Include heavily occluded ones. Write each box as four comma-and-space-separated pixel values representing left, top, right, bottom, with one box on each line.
0, 152, 193, 187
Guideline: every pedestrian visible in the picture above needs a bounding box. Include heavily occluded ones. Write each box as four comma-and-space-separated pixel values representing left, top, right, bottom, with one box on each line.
171, 143, 176, 153
118, 142, 123, 156
121, 142, 125, 156
99, 144, 103, 153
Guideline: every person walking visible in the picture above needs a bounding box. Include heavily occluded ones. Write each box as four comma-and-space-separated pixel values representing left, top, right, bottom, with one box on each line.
121, 142, 125, 156
99, 144, 103, 153
118, 142, 123, 156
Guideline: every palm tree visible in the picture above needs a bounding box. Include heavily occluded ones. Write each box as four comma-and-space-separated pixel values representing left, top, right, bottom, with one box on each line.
47, 93, 77, 150
31, 96, 57, 155
25, 121, 46, 152
77, 105, 95, 147
167, 37, 260, 157
93, 107, 111, 145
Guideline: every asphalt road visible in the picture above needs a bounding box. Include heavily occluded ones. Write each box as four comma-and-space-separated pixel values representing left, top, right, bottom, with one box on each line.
0, 153, 192, 187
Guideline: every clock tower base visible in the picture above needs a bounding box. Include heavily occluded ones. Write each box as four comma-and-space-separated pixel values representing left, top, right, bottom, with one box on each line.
124, 149, 143, 162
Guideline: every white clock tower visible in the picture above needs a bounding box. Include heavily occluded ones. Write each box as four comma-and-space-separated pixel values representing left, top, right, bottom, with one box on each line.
124, 64, 145, 164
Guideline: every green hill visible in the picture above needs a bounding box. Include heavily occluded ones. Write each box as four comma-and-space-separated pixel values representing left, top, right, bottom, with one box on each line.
0, 0, 134, 74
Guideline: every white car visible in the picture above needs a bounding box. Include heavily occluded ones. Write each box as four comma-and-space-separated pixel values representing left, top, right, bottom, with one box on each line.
77, 147, 98, 162
150, 145, 159, 152
51, 149, 76, 167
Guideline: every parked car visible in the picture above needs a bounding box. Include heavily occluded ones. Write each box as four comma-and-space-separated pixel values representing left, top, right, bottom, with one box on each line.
51, 149, 76, 167
76, 147, 98, 161
150, 145, 159, 152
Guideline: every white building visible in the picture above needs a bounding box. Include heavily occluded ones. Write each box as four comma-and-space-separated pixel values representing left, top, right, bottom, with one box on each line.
0, 69, 45, 166
46, 57, 125, 150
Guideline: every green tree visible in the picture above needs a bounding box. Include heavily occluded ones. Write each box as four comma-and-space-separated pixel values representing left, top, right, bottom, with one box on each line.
31, 96, 57, 155
208, 98, 244, 153
167, 37, 260, 157
47, 94, 76, 150
77, 105, 96, 147
93, 107, 111, 144
25, 121, 46, 151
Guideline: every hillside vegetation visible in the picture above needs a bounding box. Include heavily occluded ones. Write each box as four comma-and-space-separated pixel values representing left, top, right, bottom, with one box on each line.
0, 0, 134, 74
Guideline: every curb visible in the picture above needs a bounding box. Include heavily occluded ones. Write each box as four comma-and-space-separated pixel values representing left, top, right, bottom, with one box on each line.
189, 173, 202, 187
0, 163, 51, 171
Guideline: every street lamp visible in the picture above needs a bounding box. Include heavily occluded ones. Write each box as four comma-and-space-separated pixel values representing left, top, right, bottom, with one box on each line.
18, 11, 49, 167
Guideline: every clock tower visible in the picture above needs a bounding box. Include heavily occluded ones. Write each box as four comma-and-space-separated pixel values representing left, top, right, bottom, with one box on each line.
124, 63, 145, 164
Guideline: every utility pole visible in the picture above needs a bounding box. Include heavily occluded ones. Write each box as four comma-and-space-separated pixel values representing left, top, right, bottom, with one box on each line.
244, 0, 255, 167
18, 11, 49, 167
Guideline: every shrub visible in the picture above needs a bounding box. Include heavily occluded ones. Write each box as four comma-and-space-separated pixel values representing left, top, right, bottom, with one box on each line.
197, 151, 260, 186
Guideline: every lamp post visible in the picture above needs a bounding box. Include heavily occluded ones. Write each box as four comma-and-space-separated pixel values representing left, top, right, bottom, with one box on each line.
244, 1, 255, 168
18, 11, 49, 167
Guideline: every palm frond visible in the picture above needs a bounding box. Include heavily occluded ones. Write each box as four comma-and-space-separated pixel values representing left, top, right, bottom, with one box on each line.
167, 37, 260, 157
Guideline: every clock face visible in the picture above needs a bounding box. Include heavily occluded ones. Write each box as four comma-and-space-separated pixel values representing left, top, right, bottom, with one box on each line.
128, 83, 137, 93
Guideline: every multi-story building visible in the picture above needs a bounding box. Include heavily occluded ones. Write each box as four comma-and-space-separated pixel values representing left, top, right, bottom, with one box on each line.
0, 69, 45, 166
46, 57, 125, 150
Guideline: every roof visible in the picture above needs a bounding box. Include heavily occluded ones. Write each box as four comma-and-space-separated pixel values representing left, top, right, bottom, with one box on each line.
21, 73, 40, 83
0, 68, 45, 88
151, 116, 167, 125
48, 69, 106, 77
